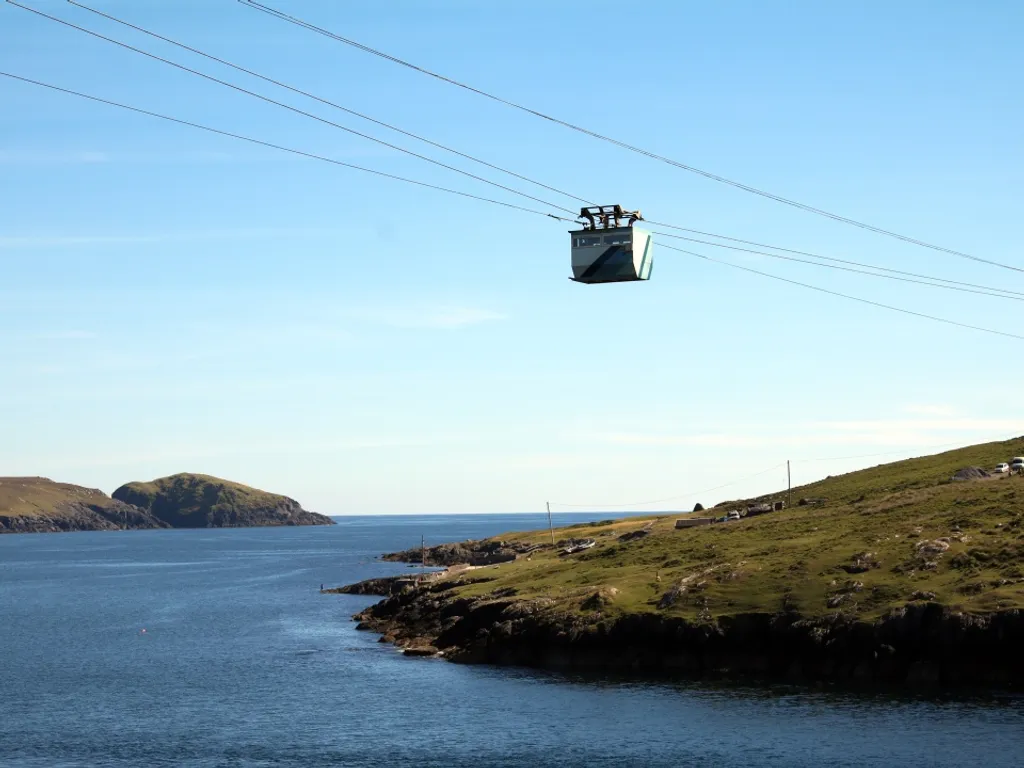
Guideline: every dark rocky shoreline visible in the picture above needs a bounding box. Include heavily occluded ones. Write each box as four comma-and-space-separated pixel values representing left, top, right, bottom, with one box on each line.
0, 500, 169, 534
338, 574, 1024, 688
381, 539, 539, 567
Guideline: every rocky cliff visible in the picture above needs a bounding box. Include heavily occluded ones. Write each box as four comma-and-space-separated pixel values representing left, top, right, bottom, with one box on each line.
0, 477, 169, 533
112, 473, 334, 528
347, 573, 1024, 687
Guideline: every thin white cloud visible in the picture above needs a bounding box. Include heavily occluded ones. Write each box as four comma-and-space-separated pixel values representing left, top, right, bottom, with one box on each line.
0, 228, 344, 249
0, 149, 244, 166
350, 306, 507, 330
903, 404, 957, 416
11, 364, 66, 376
205, 323, 354, 346
0, 235, 163, 248
589, 432, 774, 448
496, 453, 617, 470
580, 415, 1024, 451
0, 146, 398, 167
16, 433, 482, 470
32, 330, 97, 340
0, 150, 111, 165
814, 418, 1016, 433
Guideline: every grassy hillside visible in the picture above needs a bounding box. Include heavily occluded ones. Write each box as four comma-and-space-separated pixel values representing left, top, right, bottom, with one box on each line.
113, 473, 334, 528
1, 477, 115, 516
432, 436, 1024, 620
0, 477, 167, 532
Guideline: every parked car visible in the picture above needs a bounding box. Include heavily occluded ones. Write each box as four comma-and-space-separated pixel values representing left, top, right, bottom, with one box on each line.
1012, 458, 1024, 473
995, 463, 1010, 474
727, 511, 741, 521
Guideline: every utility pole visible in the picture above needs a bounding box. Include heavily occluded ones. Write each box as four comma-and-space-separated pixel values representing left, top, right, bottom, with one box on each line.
787, 460, 792, 508
546, 502, 555, 546
421, 535, 426, 576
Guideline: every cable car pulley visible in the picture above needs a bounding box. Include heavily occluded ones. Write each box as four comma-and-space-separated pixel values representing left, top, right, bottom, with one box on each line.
569, 205, 653, 284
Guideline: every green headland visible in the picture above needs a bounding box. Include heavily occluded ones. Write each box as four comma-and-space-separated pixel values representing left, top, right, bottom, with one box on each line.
341, 436, 1024, 687
1, 473, 334, 533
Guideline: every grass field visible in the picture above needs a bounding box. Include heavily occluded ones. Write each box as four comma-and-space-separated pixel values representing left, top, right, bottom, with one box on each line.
113, 473, 296, 517
0, 477, 116, 517
443, 436, 1024, 620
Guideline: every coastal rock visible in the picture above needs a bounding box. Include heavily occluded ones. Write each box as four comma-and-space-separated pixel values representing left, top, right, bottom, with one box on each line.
402, 647, 439, 657
330, 576, 421, 597
346, 581, 1024, 688
381, 539, 535, 566
0, 477, 169, 534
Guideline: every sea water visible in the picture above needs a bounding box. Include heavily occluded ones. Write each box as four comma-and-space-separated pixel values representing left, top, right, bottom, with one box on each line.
1, 514, 1022, 767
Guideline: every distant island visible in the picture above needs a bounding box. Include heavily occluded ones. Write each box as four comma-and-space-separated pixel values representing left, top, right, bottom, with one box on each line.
334, 436, 1024, 688
0, 473, 334, 533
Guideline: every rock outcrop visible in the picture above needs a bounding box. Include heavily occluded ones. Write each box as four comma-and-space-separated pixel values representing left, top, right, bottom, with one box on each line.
952, 467, 990, 482
349, 577, 1024, 688
381, 539, 538, 566
112, 473, 334, 529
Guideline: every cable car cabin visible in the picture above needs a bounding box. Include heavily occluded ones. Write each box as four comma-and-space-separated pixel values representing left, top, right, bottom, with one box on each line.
570, 226, 653, 284
569, 205, 652, 284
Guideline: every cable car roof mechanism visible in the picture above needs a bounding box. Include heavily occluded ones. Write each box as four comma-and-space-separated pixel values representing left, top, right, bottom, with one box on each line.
569, 205, 652, 284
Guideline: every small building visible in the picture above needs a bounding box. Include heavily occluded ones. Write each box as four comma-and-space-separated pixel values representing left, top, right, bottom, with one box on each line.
675, 518, 713, 529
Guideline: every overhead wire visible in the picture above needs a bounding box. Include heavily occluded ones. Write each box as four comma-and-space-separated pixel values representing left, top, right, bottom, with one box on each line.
5, 4, 1019, 342
4, 67, 1018, 344
660, 242, 1024, 341
645, 220, 1024, 299
65, 0, 593, 207
648, 230, 1024, 302
6, 5, 1018, 516
237, 0, 1024, 275
34, 1, 1020, 302
0, 71, 576, 223
5, 0, 579, 218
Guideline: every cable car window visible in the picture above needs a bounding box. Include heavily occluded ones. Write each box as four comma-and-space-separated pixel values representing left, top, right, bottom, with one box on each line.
576, 236, 603, 247
604, 234, 631, 245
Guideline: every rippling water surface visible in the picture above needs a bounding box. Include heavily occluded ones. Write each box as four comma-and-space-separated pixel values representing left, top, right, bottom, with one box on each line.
2, 514, 1022, 767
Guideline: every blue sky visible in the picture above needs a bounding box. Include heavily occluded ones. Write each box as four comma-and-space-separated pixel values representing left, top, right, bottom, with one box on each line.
1, 0, 1022, 514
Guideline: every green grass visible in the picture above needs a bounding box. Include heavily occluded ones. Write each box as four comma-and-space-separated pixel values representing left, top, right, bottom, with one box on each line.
116, 473, 283, 502
0, 477, 114, 517
113, 473, 296, 518
437, 437, 1024, 621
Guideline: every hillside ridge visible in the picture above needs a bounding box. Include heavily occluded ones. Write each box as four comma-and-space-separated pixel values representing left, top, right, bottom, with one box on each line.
113, 473, 334, 529
336, 435, 1024, 687
1, 473, 334, 533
